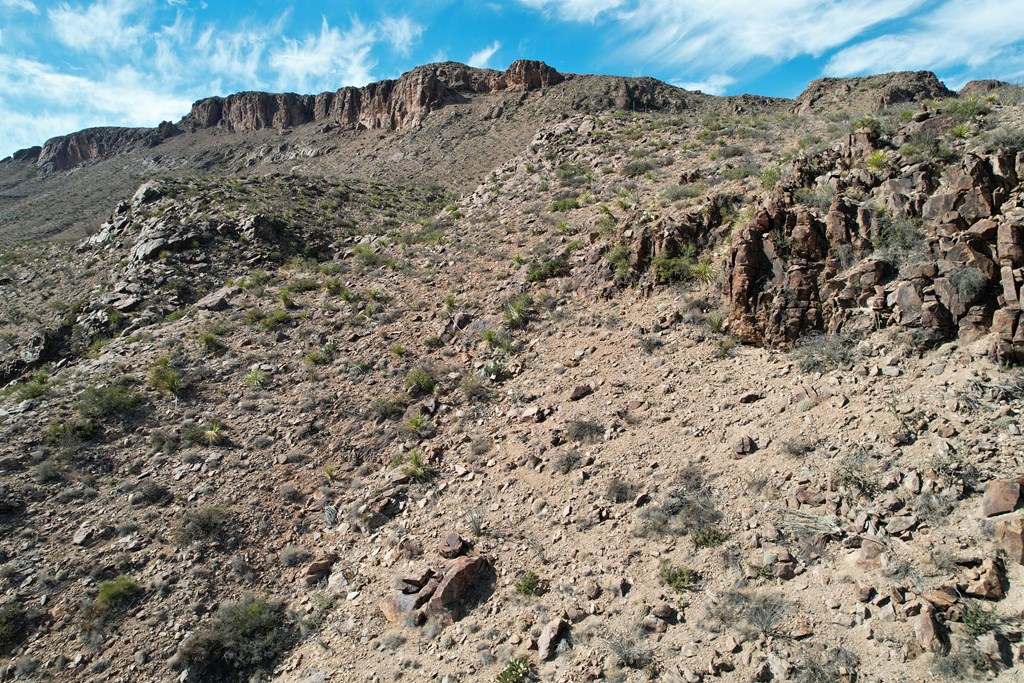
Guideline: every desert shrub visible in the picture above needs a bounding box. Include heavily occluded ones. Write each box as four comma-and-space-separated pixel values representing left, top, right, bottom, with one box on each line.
950, 266, 987, 304
794, 185, 836, 211
399, 449, 436, 482
14, 371, 49, 401
622, 160, 655, 178
662, 184, 705, 201
939, 95, 991, 121
636, 467, 720, 537
526, 255, 570, 283
178, 596, 295, 681
690, 259, 718, 287
504, 294, 533, 329
46, 419, 97, 448
176, 507, 234, 545
705, 591, 788, 637
565, 419, 603, 443
607, 478, 637, 503
181, 421, 225, 447
782, 438, 817, 457
134, 480, 170, 505
496, 657, 535, 683
514, 571, 542, 597
554, 451, 581, 474
900, 128, 958, 164
760, 166, 781, 190
865, 150, 889, 171
96, 575, 142, 611
723, 164, 756, 181
706, 310, 726, 332
796, 646, 861, 683
716, 336, 738, 358
849, 115, 883, 134
605, 630, 651, 669
693, 527, 730, 548
659, 562, 699, 592
793, 333, 856, 372
653, 252, 695, 284
404, 367, 436, 395
243, 369, 269, 388
982, 126, 1024, 154
550, 197, 579, 212
0, 603, 26, 647
279, 545, 310, 567
961, 599, 1002, 637
77, 384, 142, 421
460, 376, 488, 401
371, 394, 408, 418
148, 357, 185, 396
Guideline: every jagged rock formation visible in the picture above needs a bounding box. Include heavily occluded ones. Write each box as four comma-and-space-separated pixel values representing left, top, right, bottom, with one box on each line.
183, 60, 564, 133
35, 123, 181, 173
793, 71, 956, 115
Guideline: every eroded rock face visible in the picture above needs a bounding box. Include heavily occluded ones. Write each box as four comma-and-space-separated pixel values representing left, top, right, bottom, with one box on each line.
793, 71, 955, 115
37, 124, 181, 173
184, 61, 564, 134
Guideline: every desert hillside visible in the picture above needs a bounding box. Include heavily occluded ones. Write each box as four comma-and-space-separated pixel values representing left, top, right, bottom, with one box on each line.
1, 61, 1024, 683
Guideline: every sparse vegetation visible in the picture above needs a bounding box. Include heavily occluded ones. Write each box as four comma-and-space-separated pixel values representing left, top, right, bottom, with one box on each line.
514, 570, 542, 597
176, 507, 234, 545
659, 562, 699, 592
96, 575, 143, 611
793, 333, 856, 372
77, 384, 142, 421
496, 657, 535, 683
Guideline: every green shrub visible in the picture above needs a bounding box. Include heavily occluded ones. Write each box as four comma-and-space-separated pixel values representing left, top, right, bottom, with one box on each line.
760, 167, 782, 190
793, 333, 856, 372
865, 150, 889, 171
659, 562, 699, 592
849, 115, 883, 134
497, 657, 535, 683
0, 603, 26, 647
96, 575, 142, 611
399, 449, 436, 482
243, 369, 269, 388
504, 294, 533, 329
694, 527, 730, 548
653, 253, 695, 284
622, 160, 655, 178
14, 372, 49, 401
662, 184, 705, 201
77, 384, 142, 421
404, 367, 436, 395
706, 310, 726, 333
148, 358, 185, 396
550, 197, 579, 212
514, 571, 542, 596
45, 419, 96, 448
794, 185, 836, 211
526, 255, 570, 283
939, 95, 991, 121
178, 596, 295, 681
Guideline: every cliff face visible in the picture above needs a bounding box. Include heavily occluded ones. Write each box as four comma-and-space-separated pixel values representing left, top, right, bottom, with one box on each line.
183, 60, 565, 133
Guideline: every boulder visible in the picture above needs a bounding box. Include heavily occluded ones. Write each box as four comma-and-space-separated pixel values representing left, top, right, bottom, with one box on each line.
537, 617, 567, 660
982, 480, 1021, 517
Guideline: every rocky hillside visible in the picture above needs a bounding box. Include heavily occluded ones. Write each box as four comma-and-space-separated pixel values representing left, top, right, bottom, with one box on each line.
2, 63, 1024, 683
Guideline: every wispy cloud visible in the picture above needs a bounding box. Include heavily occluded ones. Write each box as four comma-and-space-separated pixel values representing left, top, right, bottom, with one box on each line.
1, 0, 38, 13
518, 0, 623, 22
48, 0, 148, 53
467, 40, 501, 68
379, 16, 423, 56
826, 0, 1024, 82
675, 74, 735, 96
268, 16, 377, 92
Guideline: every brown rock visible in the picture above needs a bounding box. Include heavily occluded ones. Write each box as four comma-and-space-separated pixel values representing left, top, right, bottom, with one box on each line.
569, 385, 593, 401
732, 435, 758, 457
380, 593, 419, 623
304, 556, 335, 585
537, 617, 567, 660
583, 578, 602, 601
421, 556, 488, 623
965, 558, 1005, 600
995, 516, 1024, 564
439, 532, 466, 559
922, 589, 957, 608
982, 480, 1021, 517
914, 608, 946, 654
652, 603, 677, 620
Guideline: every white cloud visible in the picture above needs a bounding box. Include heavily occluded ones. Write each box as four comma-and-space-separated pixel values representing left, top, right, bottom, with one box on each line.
518, 0, 623, 22
675, 74, 735, 96
467, 40, 501, 68
268, 17, 377, 92
826, 0, 1024, 79
0, 54, 192, 154
0, 0, 38, 13
613, 0, 927, 72
48, 0, 147, 53
379, 16, 423, 56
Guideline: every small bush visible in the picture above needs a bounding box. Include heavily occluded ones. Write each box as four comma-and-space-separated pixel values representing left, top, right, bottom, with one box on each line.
606, 630, 651, 669
653, 252, 694, 284
514, 571, 542, 597
134, 480, 170, 505
691, 259, 718, 287
961, 599, 1002, 637
178, 596, 294, 680
950, 266, 987, 304
622, 160, 655, 178
460, 376, 488, 401
14, 372, 49, 401
554, 451, 581, 474
693, 527, 729, 548
176, 507, 233, 545
939, 95, 991, 121
526, 255, 570, 283
496, 657, 535, 683
280, 545, 310, 567
659, 562, 699, 592
550, 197, 579, 212
566, 419, 603, 443
865, 150, 889, 171
849, 115, 883, 134
46, 419, 96, 448
794, 185, 836, 212
0, 603, 26, 647
243, 369, 269, 388
96, 575, 142, 611
793, 333, 856, 372
77, 384, 142, 421
404, 367, 436, 395
706, 310, 726, 333
662, 184, 705, 201
399, 449, 436, 482
371, 394, 408, 419
504, 294, 533, 329
148, 358, 185, 396
760, 166, 781, 190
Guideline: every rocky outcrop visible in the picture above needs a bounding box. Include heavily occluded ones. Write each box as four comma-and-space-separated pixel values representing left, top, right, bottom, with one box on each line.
184, 60, 565, 134
36, 122, 181, 173
960, 79, 1014, 97
793, 71, 956, 115
724, 130, 1024, 352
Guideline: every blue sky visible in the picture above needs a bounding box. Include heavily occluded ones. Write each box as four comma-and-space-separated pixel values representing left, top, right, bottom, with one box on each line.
1, 0, 1023, 158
